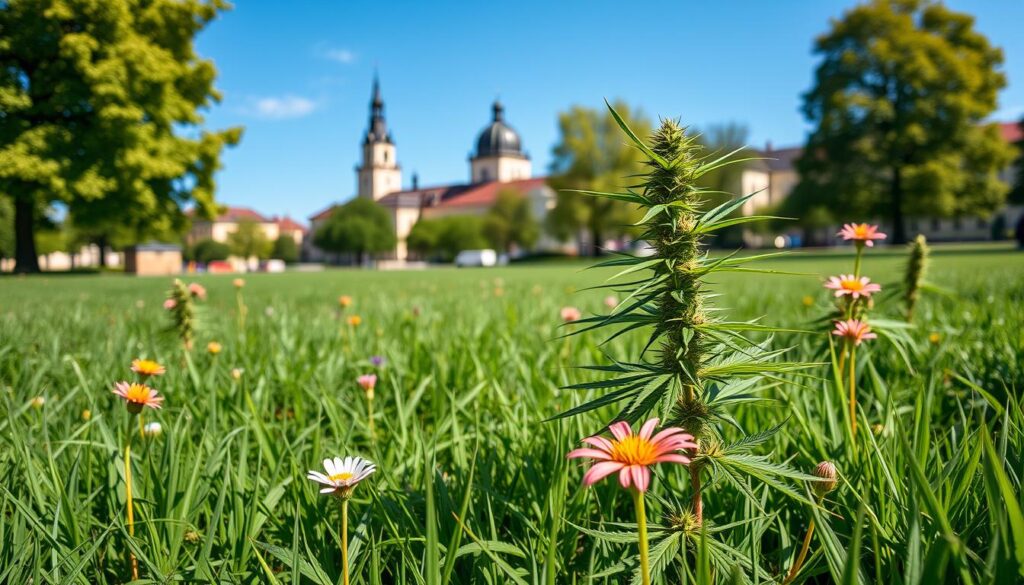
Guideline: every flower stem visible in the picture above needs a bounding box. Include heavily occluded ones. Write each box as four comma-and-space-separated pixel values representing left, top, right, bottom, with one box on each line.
783, 517, 816, 584
848, 343, 857, 435
631, 489, 651, 585
853, 245, 863, 279
125, 425, 138, 581
367, 397, 376, 439
340, 497, 350, 585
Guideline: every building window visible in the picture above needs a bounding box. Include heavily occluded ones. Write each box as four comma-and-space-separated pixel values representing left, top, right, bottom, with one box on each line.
479, 168, 490, 182
930, 218, 940, 231
953, 217, 962, 230
909, 219, 919, 231
383, 151, 388, 163
976, 217, 987, 229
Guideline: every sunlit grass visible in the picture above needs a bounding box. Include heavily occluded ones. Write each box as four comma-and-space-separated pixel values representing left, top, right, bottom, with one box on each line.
0, 245, 1021, 583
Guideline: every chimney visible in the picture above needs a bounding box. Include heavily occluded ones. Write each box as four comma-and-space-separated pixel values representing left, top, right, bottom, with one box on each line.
412, 172, 419, 190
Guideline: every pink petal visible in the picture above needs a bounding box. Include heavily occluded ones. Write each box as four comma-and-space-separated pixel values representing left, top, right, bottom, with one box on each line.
654, 453, 692, 464
618, 466, 633, 489
631, 466, 650, 492
582, 461, 625, 486
567, 448, 612, 461
582, 436, 613, 452
608, 421, 632, 441
638, 418, 659, 440
649, 427, 691, 446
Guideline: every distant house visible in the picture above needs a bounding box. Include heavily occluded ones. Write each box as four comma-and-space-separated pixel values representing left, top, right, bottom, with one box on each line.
307, 77, 559, 263
124, 243, 182, 276
188, 206, 308, 249
738, 122, 1023, 245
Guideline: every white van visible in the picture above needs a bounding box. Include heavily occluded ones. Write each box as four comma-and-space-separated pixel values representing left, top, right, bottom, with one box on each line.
454, 249, 498, 267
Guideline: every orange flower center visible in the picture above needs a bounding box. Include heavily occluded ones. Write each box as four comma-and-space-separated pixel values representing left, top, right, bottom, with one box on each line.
852, 225, 870, 238
839, 278, 864, 291
124, 383, 153, 403
329, 472, 354, 482
609, 436, 657, 466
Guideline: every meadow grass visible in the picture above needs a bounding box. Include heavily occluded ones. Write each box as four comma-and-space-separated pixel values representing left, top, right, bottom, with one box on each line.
0, 244, 1021, 583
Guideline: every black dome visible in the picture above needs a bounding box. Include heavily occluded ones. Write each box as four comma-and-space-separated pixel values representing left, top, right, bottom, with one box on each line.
475, 100, 523, 158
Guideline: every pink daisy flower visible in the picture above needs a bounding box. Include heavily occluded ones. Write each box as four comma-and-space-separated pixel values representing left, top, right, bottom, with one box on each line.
837, 223, 886, 247
832, 319, 877, 346
163, 299, 177, 310
112, 381, 164, 414
824, 275, 882, 299
560, 306, 582, 322
357, 374, 377, 391
567, 418, 697, 492
188, 282, 207, 300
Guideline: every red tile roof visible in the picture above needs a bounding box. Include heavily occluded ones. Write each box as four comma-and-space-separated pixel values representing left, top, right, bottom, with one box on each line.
309, 204, 339, 222
274, 216, 308, 233
433, 177, 549, 209
1000, 121, 1023, 144
215, 206, 268, 222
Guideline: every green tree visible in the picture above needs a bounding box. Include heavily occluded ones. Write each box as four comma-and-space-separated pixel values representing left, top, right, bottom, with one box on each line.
547, 101, 652, 255
313, 198, 396, 263
435, 216, 487, 261
190, 238, 229, 264
272, 234, 299, 263
227, 219, 271, 260
794, 0, 1013, 244
406, 218, 443, 258
0, 197, 13, 260
0, 0, 242, 273
1009, 118, 1024, 205
483, 189, 539, 253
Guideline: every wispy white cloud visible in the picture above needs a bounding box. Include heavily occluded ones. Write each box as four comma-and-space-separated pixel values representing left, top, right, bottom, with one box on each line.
244, 95, 319, 120
322, 47, 357, 64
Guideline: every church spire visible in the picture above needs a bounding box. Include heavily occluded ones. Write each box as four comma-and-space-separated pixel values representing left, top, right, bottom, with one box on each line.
366, 72, 390, 144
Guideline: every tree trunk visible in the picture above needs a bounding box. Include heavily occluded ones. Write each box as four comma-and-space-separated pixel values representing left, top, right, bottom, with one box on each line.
13, 198, 40, 274
589, 227, 603, 257
890, 166, 907, 245
96, 235, 108, 268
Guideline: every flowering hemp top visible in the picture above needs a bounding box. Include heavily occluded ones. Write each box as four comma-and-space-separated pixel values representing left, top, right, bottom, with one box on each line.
568, 418, 697, 492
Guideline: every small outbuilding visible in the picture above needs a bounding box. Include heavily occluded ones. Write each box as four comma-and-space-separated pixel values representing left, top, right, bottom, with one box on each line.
124, 243, 182, 276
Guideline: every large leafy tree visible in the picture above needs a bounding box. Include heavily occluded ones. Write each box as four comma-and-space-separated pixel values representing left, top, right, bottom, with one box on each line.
483, 188, 539, 253
407, 216, 488, 262
1009, 118, 1024, 205
793, 0, 1013, 244
0, 0, 242, 273
227, 219, 271, 260
313, 198, 396, 263
547, 101, 651, 255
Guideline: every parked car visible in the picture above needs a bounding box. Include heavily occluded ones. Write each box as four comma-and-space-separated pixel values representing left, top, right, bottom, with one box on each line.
454, 249, 497, 267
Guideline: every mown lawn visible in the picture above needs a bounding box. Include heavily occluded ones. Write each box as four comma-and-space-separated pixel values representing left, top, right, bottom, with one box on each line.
0, 244, 1021, 583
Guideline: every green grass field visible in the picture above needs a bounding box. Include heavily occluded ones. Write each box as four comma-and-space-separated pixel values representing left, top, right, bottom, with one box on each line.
1, 244, 1022, 583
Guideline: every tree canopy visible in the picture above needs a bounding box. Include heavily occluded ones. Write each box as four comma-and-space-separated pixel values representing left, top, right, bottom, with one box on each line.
227, 219, 271, 260
0, 0, 241, 272
407, 215, 488, 262
789, 0, 1013, 243
272, 235, 300, 263
483, 189, 539, 253
547, 101, 651, 255
313, 198, 396, 262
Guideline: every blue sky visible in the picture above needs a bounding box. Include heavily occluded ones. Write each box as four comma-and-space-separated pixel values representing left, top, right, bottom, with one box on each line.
196, 1, 1024, 222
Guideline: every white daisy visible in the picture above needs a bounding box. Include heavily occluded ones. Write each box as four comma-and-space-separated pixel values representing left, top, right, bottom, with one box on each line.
143, 422, 163, 437
307, 456, 376, 497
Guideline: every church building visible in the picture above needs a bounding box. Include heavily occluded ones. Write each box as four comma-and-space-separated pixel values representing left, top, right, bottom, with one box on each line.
308, 77, 557, 262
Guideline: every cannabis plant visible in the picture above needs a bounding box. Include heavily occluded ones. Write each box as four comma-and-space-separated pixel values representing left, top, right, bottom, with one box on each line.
559, 104, 812, 580
904, 234, 929, 322
166, 279, 197, 350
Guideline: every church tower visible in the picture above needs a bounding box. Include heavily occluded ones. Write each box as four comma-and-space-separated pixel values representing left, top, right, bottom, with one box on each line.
357, 75, 401, 200
470, 99, 531, 183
